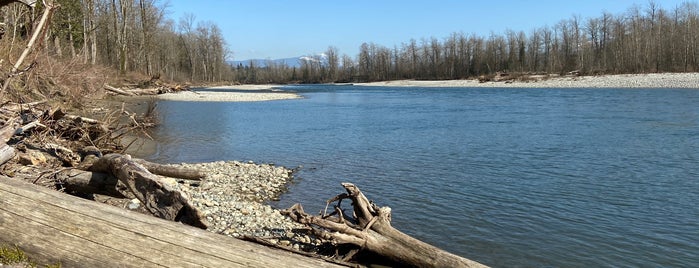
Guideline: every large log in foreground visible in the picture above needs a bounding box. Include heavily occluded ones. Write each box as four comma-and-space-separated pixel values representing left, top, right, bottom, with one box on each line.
284, 183, 488, 268
0, 177, 343, 268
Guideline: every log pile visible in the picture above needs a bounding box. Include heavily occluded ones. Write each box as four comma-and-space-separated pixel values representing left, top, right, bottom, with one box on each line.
103, 82, 189, 97
0, 99, 208, 228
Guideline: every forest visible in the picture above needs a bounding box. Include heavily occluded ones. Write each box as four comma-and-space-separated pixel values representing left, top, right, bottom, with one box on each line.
237, 1, 699, 84
2, 1, 699, 85
1, 0, 229, 83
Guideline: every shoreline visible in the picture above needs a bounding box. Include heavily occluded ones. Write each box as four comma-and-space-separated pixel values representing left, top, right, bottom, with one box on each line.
156, 84, 301, 102
355, 72, 699, 88
154, 73, 699, 102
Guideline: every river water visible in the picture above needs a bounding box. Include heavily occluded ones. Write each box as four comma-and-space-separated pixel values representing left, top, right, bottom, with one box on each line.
147, 85, 699, 267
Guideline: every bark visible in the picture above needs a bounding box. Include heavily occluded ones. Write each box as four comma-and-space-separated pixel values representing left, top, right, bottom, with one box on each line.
103, 84, 136, 96
284, 183, 487, 268
54, 169, 125, 197
133, 158, 205, 180
88, 153, 208, 228
0, 143, 15, 165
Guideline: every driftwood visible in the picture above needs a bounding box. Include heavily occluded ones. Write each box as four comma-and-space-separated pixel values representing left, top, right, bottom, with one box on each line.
0, 178, 343, 268
284, 183, 488, 268
0, 143, 14, 165
64, 114, 101, 124
133, 158, 205, 180
126, 88, 160, 95
88, 153, 208, 228
103, 84, 136, 96
54, 169, 124, 197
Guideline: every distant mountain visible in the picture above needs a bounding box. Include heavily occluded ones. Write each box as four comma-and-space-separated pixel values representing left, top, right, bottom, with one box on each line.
229, 54, 329, 68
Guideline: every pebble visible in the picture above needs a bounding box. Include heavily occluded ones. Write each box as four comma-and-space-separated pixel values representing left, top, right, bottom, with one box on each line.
162, 160, 305, 242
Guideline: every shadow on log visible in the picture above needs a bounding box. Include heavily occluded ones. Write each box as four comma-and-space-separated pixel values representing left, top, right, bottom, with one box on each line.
283, 183, 488, 268
88, 153, 208, 229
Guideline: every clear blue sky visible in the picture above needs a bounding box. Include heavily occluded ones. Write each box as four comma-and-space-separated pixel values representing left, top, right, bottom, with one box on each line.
167, 0, 690, 61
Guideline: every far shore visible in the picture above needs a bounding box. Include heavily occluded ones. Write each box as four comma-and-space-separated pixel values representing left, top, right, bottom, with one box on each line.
157, 85, 301, 102
356, 72, 699, 89
156, 72, 698, 102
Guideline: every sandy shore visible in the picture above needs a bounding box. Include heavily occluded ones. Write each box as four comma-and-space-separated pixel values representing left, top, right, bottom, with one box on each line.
157, 84, 301, 102
356, 73, 699, 88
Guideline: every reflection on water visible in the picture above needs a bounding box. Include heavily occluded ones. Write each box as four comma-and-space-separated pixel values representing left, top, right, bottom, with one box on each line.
147, 86, 699, 267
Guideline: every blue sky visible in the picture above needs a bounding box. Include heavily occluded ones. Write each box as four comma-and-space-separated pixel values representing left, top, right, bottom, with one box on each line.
168, 0, 691, 61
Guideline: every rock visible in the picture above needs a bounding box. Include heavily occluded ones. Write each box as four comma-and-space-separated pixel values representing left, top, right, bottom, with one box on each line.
279, 240, 291, 247
126, 198, 141, 210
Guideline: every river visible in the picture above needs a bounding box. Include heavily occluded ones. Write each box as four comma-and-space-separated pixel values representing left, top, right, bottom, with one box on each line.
146, 85, 699, 267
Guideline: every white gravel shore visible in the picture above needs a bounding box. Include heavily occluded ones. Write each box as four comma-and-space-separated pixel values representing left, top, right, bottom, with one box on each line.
357, 73, 699, 88
158, 73, 698, 102
157, 84, 301, 102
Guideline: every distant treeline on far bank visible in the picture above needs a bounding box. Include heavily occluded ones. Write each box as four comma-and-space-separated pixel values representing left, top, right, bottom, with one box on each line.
234, 1, 699, 84
2, 1, 698, 85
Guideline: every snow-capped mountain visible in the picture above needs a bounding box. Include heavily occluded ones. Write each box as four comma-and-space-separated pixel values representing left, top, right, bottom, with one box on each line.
230, 53, 329, 68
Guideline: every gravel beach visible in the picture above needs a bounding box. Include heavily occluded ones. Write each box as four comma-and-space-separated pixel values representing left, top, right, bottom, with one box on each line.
357, 72, 699, 88
146, 160, 317, 250
157, 84, 301, 102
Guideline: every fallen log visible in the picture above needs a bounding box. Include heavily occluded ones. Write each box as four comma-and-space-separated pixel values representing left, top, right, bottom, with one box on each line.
103, 84, 136, 96
0, 177, 343, 268
133, 158, 205, 180
125, 88, 160, 95
54, 169, 124, 197
283, 183, 488, 268
88, 153, 208, 228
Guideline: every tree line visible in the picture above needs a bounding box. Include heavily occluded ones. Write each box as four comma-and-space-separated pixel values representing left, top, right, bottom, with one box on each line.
236, 1, 699, 84
1, 0, 229, 82
3, 1, 699, 84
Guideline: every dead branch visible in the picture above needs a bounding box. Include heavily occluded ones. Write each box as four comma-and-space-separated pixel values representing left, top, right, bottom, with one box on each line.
0, 0, 57, 101
133, 158, 205, 181
284, 183, 488, 268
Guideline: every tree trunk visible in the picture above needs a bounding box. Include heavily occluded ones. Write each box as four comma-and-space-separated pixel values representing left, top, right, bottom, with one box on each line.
284, 183, 487, 268
88, 153, 208, 229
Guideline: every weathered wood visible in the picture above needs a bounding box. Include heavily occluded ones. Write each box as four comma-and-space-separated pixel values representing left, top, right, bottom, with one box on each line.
103, 84, 136, 96
0, 143, 14, 165
44, 142, 81, 166
88, 153, 208, 228
285, 183, 488, 268
126, 88, 160, 95
64, 114, 101, 124
14, 120, 45, 135
54, 169, 124, 197
0, 177, 343, 268
133, 158, 205, 180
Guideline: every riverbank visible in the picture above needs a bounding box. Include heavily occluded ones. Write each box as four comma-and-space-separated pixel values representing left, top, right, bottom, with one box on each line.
157, 84, 301, 102
356, 72, 699, 88
159, 161, 312, 246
